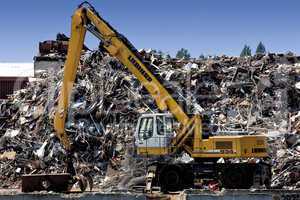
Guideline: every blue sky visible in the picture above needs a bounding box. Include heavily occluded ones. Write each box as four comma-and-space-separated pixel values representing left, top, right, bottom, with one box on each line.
0, 0, 299, 62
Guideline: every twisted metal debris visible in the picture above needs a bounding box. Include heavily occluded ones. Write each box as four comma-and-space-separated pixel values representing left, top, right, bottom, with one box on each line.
1, 49, 300, 190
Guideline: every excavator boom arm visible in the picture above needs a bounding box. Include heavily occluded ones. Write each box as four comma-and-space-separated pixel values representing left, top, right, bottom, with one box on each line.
54, 4, 190, 150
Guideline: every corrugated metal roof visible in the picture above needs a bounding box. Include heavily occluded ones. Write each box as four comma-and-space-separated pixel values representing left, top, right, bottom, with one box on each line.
0, 63, 34, 77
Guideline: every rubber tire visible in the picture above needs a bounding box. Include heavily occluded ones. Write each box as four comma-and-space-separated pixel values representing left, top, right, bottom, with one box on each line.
159, 165, 183, 192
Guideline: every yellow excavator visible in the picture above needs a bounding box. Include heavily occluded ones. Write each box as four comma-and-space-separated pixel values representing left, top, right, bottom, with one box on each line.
22, 2, 271, 193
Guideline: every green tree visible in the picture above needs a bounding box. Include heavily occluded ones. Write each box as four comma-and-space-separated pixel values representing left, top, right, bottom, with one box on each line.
157, 50, 164, 56
165, 54, 171, 59
198, 54, 205, 60
240, 45, 252, 57
255, 42, 266, 55
176, 48, 191, 59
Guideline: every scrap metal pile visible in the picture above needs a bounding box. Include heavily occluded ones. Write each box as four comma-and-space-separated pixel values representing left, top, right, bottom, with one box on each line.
1, 49, 300, 190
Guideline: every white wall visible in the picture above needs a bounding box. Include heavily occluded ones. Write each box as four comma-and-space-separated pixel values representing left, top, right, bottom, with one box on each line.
0, 63, 34, 77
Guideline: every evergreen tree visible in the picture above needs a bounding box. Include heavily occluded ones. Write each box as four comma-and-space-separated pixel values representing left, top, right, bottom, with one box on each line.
157, 50, 164, 57
198, 54, 205, 60
255, 42, 266, 55
165, 54, 171, 59
240, 45, 252, 57
176, 48, 191, 59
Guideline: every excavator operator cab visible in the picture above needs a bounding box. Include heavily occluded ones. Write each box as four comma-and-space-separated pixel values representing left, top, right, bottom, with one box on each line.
135, 113, 175, 156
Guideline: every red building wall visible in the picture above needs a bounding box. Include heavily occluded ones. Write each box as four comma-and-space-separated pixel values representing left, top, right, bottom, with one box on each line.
0, 77, 28, 99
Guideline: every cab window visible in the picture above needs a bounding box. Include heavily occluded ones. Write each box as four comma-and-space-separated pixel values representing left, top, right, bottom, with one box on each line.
157, 116, 164, 135
138, 117, 154, 140
165, 117, 173, 135
157, 116, 173, 135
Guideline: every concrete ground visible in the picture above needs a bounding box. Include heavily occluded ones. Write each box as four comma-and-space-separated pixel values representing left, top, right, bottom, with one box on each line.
0, 189, 299, 200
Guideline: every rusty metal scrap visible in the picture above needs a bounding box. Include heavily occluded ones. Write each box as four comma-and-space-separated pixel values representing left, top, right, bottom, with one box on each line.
1, 49, 300, 190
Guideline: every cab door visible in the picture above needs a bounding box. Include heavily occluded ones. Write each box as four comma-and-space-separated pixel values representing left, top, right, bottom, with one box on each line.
156, 115, 174, 148
135, 116, 155, 154
135, 115, 174, 155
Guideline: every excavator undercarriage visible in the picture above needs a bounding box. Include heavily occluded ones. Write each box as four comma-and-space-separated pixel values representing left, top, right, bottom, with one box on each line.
146, 161, 271, 192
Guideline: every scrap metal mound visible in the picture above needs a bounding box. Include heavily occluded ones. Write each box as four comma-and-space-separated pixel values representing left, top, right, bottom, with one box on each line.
1, 50, 300, 190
